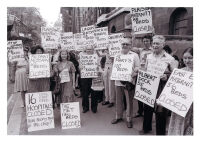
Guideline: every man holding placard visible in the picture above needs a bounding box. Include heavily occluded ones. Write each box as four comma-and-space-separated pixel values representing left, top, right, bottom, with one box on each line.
145, 35, 177, 135
111, 37, 140, 128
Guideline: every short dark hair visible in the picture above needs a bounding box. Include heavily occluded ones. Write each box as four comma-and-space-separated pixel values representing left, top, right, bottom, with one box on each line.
183, 47, 193, 56
142, 35, 152, 42
163, 45, 172, 54
31, 45, 44, 54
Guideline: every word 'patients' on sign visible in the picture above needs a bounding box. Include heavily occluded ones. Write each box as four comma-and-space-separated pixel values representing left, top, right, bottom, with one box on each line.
94, 27, 109, 50
146, 59, 168, 76
25, 91, 54, 132
130, 7, 153, 35
134, 70, 160, 107
108, 33, 124, 57
60, 32, 75, 51
111, 54, 134, 82
29, 54, 50, 79
157, 69, 193, 117
7, 40, 24, 62
41, 27, 60, 50
80, 54, 98, 78
61, 102, 81, 129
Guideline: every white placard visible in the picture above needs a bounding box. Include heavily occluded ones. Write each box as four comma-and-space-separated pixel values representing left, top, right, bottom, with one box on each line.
25, 91, 54, 132
94, 27, 108, 50
147, 59, 168, 76
29, 54, 50, 78
61, 32, 75, 51
59, 68, 70, 83
61, 102, 81, 129
157, 69, 193, 117
74, 33, 85, 51
81, 25, 96, 49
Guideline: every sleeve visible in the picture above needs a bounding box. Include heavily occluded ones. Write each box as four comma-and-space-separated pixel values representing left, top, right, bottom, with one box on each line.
133, 53, 140, 72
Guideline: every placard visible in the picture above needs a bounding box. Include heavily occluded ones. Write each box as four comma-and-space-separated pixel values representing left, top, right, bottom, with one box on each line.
157, 69, 193, 117
110, 54, 134, 82
108, 33, 124, 57
147, 59, 168, 76
134, 70, 160, 107
41, 27, 60, 50
74, 33, 85, 51
29, 54, 50, 78
61, 102, 81, 129
59, 68, 70, 83
80, 54, 98, 78
94, 27, 108, 50
7, 40, 24, 62
81, 25, 96, 49
60, 32, 75, 51
25, 91, 54, 132
130, 7, 153, 35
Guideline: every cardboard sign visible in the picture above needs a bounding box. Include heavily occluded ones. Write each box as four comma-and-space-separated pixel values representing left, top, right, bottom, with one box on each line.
91, 73, 104, 91
25, 91, 54, 132
59, 68, 70, 83
41, 27, 60, 50
147, 59, 168, 76
29, 54, 50, 78
61, 32, 75, 51
80, 54, 98, 78
134, 70, 160, 107
94, 27, 108, 50
7, 40, 24, 62
108, 33, 124, 57
61, 102, 81, 129
157, 69, 193, 117
81, 25, 96, 49
74, 33, 85, 51
110, 54, 134, 82
130, 7, 153, 35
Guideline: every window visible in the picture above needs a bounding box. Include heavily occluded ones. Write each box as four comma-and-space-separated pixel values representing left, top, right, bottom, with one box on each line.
169, 8, 188, 35
111, 26, 116, 33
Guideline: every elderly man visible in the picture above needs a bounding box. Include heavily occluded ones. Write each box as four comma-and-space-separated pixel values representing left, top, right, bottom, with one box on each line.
111, 37, 140, 128
145, 35, 177, 135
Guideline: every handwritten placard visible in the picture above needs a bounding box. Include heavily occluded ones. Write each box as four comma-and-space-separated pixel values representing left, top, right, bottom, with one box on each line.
74, 33, 85, 51
157, 69, 193, 117
147, 59, 168, 76
25, 91, 54, 132
80, 54, 98, 78
91, 73, 104, 91
7, 40, 24, 62
59, 68, 70, 83
61, 32, 75, 51
29, 54, 50, 78
61, 102, 81, 129
130, 7, 153, 35
134, 70, 160, 107
110, 54, 134, 82
108, 33, 124, 57
41, 27, 60, 50
94, 27, 108, 50
81, 25, 96, 49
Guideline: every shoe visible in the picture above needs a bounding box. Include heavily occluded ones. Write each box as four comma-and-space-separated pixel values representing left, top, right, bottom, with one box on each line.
98, 100, 103, 103
77, 95, 82, 98
139, 130, 150, 135
134, 113, 143, 118
82, 109, 89, 113
108, 103, 114, 108
57, 104, 60, 108
102, 101, 109, 105
20, 104, 25, 108
126, 121, 133, 128
111, 118, 123, 124
92, 109, 97, 113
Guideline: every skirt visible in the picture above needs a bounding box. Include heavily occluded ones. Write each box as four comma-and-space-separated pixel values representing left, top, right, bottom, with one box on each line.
14, 67, 28, 92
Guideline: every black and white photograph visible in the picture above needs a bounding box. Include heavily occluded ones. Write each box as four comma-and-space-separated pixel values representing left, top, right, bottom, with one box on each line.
2, 0, 199, 139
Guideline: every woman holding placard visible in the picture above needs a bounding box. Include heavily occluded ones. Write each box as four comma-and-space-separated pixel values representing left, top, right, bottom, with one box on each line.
54, 50, 76, 103
14, 47, 29, 107
168, 47, 193, 135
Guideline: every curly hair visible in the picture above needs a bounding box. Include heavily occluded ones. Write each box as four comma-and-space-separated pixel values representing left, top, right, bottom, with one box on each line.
31, 45, 44, 54
58, 50, 70, 62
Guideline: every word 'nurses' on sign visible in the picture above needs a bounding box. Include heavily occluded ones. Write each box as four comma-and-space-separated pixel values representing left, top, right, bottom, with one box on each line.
134, 70, 160, 107
41, 27, 60, 50
130, 7, 153, 35
94, 27, 109, 50
80, 54, 98, 78
7, 40, 24, 62
29, 54, 50, 79
74, 33, 85, 51
108, 33, 124, 57
60, 32, 75, 51
25, 91, 54, 132
81, 25, 96, 50
61, 102, 81, 129
157, 69, 193, 117
110, 54, 134, 82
